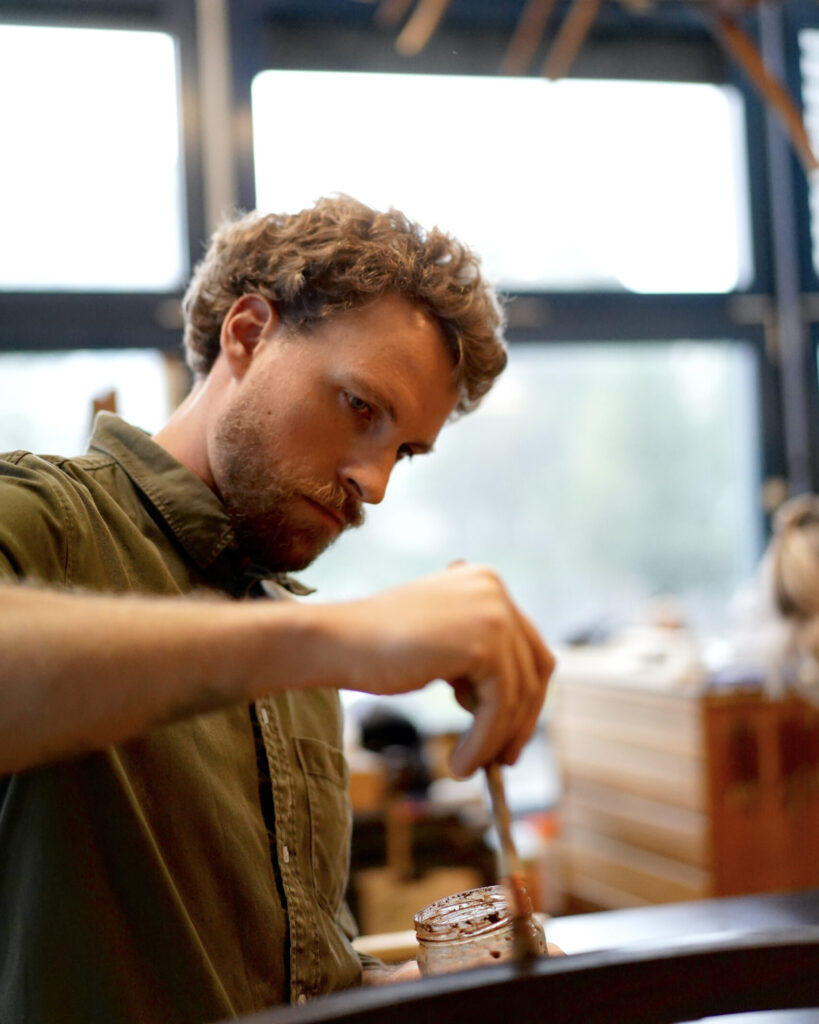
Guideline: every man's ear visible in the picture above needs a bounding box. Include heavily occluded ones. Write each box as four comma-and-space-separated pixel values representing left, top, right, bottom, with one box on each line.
220, 294, 279, 377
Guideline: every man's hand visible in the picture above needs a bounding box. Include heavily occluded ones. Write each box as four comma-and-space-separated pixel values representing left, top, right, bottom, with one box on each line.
312, 563, 555, 778
362, 942, 565, 985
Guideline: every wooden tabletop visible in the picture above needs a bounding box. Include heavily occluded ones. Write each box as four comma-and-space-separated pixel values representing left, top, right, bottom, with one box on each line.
546, 886, 819, 954
234, 889, 819, 1024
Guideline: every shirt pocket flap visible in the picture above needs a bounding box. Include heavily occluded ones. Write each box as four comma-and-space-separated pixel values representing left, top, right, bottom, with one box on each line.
294, 736, 349, 788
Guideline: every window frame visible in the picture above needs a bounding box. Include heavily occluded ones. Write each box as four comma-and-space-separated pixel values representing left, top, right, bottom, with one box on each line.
0, 0, 205, 357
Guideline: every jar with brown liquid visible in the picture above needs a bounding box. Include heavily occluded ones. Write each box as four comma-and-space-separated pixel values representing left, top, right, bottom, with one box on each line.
413, 884, 547, 976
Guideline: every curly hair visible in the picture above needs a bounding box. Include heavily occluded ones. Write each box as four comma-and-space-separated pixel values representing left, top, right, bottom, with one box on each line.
182, 196, 506, 414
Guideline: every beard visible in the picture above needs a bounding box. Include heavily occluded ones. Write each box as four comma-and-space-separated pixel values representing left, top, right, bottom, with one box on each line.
212, 408, 364, 574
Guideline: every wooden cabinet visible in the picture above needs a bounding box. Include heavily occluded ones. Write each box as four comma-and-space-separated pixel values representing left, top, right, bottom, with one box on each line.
552, 678, 819, 911
704, 690, 819, 896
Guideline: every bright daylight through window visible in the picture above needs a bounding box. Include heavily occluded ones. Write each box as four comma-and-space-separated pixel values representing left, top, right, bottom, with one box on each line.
0, 24, 186, 291
0, 351, 174, 456
252, 70, 752, 293
297, 341, 761, 643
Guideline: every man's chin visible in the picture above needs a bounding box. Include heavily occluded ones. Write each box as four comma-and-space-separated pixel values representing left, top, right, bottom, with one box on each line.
254, 530, 340, 575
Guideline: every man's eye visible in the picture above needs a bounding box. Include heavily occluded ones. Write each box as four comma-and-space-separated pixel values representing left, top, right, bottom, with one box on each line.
347, 393, 372, 417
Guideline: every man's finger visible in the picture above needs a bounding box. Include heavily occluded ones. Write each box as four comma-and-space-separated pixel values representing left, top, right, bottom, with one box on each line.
500, 629, 540, 765
449, 663, 514, 778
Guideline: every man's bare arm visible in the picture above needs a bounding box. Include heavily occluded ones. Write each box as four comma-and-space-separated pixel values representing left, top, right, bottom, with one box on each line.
0, 564, 554, 776
0, 582, 318, 774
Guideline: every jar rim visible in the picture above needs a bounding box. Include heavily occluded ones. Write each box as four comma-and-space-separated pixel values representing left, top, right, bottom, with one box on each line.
413, 885, 512, 942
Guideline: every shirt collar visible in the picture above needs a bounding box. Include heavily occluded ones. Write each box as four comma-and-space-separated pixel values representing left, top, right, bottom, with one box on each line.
87, 413, 313, 596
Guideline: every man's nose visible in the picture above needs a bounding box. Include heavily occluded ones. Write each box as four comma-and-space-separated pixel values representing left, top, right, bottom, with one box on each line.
343, 453, 394, 505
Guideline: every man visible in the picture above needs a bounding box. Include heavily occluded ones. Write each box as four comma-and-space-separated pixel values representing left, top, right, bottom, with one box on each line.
0, 197, 554, 1022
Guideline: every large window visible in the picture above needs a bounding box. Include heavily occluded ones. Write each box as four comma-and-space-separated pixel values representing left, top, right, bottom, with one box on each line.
251, 70, 752, 294
0, 350, 175, 456
0, 23, 187, 292
301, 340, 762, 641
250, 65, 763, 640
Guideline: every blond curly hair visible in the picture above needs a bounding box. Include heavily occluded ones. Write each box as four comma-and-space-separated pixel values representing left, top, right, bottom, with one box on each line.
182, 196, 507, 414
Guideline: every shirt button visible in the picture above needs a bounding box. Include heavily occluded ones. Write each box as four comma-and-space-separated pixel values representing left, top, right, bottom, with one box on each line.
296, 994, 307, 1005
281, 844, 290, 864
258, 706, 270, 725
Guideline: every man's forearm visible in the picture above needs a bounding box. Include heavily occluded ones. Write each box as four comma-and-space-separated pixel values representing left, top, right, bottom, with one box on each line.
0, 583, 317, 775
1, 564, 554, 778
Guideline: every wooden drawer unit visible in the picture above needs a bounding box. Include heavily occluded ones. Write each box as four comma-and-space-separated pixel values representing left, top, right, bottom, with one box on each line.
704, 690, 819, 897
553, 678, 819, 910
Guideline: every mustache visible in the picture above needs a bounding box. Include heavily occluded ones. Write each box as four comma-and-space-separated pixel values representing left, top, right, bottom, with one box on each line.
304, 480, 365, 529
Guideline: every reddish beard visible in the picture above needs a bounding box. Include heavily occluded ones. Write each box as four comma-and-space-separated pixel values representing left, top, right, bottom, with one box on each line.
211, 399, 365, 572
224, 476, 365, 573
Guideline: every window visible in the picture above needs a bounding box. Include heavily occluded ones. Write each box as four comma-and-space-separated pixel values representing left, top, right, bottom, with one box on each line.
301, 340, 762, 640
0, 350, 175, 456
251, 70, 752, 294
248, 60, 764, 662
0, 23, 186, 292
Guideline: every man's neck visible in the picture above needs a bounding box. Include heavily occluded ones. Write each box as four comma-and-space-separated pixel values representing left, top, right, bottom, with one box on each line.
152, 374, 217, 490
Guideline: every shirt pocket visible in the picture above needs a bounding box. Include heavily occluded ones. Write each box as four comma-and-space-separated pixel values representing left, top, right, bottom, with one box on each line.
294, 736, 351, 917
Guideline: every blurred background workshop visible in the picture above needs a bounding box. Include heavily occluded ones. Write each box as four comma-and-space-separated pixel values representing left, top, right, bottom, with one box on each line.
4, 0, 819, 957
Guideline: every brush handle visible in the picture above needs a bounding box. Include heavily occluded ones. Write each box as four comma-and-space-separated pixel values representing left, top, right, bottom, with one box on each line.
485, 763, 520, 878
485, 763, 545, 961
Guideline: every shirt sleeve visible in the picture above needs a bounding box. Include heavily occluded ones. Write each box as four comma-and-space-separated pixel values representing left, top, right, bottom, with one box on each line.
336, 898, 387, 973
0, 453, 71, 585
356, 950, 387, 972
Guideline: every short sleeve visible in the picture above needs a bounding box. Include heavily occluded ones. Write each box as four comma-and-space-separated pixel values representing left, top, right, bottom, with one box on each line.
0, 453, 71, 585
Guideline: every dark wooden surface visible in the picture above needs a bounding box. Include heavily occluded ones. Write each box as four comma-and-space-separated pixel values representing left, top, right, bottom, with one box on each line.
232, 889, 819, 1024
545, 886, 819, 955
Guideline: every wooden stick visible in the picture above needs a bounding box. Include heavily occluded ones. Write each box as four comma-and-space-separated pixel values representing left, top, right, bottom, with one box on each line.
541, 0, 603, 80
501, 0, 559, 76
395, 0, 453, 56
485, 763, 543, 963
711, 13, 819, 173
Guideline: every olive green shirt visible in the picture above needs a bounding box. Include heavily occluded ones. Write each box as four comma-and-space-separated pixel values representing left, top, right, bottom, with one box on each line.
0, 413, 363, 1023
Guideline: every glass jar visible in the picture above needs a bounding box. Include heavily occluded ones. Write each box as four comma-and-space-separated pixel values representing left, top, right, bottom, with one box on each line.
413, 884, 547, 976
